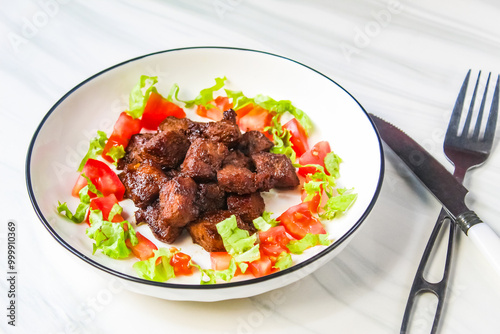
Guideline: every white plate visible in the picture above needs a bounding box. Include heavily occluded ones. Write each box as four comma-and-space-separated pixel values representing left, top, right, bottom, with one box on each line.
26, 47, 384, 302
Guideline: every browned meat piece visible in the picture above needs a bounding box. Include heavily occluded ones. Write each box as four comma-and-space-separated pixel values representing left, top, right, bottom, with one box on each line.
238, 130, 274, 156
252, 152, 300, 191
117, 133, 154, 170
118, 161, 168, 209
222, 149, 254, 170
158, 116, 192, 133
203, 109, 241, 146
159, 176, 199, 227
187, 210, 255, 252
181, 138, 228, 182
217, 164, 257, 194
227, 192, 265, 224
197, 183, 226, 213
135, 200, 183, 243
140, 129, 190, 168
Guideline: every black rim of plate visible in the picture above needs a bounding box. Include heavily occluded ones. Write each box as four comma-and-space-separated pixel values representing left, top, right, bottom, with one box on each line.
25, 46, 385, 290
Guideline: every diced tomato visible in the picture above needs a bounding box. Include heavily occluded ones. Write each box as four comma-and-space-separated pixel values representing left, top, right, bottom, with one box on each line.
71, 158, 125, 200
283, 118, 309, 157
277, 202, 326, 239
170, 249, 194, 276
85, 194, 123, 225
234, 103, 254, 120
210, 252, 243, 276
102, 112, 142, 162
196, 96, 233, 121
297, 141, 332, 177
142, 91, 186, 130
126, 232, 158, 261
259, 226, 292, 257
237, 105, 275, 136
301, 192, 322, 214
248, 253, 273, 278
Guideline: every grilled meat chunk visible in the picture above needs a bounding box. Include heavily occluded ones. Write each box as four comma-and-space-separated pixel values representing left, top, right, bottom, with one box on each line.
227, 192, 265, 224
222, 149, 254, 169
118, 161, 168, 209
159, 176, 199, 227
159, 116, 206, 141
135, 200, 183, 243
217, 164, 258, 194
117, 133, 154, 170
187, 210, 255, 252
238, 130, 274, 156
197, 183, 226, 214
203, 109, 241, 146
181, 138, 228, 182
140, 129, 190, 168
252, 152, 300, 191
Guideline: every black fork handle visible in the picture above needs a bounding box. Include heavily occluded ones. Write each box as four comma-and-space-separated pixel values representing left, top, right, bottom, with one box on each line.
400, 208, 458, 334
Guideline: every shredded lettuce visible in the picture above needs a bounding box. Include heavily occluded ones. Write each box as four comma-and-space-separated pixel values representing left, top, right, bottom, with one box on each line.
216, 215, 260, 263
190, 258, 239, 285
181, 77, 227, 108
106, 145, 126, 166
86, 210, 137, 259
133, 248, 176, 282
265, 115, 297, 162
287, 233, 331, 254
253, 211, 279, 232
273, 252, 293, 270
127, 75, 158, 119
77, 131, 108, 172
56, 174, 99, 224
321, 189, 358, 220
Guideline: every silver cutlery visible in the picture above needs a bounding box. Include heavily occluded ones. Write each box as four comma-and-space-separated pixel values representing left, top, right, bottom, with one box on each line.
370, 69, 500, 333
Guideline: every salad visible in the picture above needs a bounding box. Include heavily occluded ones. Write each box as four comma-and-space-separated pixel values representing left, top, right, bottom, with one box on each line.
57, 75, 357, 284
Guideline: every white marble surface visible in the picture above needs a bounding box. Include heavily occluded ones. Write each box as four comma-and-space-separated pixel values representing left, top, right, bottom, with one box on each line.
2, 0, 500, 333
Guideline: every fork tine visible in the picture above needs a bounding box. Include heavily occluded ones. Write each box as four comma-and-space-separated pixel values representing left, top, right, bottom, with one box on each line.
483, 74, 500, 145
462, 71, 482, 138
472, 73, 491, 140
446, 70, 471, 138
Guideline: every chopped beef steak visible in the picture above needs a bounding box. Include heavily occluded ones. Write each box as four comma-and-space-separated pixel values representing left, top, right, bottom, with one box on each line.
118, 161, 168, 209
238, 130, 274, 156
217, 164, 258, 194
227, 192, 265, 224
117, 133, 154, 170
222, 149, 254, 169
140, 129, 190, 168
135, 200, 183, 243
252, 152, 300, 191
203, 110, 241, 146
196, 183, 226, 214
187, 210, 255, 252
159, 176, 199, 227
181, 138, 228, 182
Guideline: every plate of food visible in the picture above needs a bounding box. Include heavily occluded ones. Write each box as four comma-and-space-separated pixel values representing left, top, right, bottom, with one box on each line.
26, 47, 384, 301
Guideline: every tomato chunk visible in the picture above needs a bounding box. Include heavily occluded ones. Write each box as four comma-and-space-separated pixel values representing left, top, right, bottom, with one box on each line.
102, 112, 142, 162
277, 202, 326, 239
237, 105, 274, 134
259, 226, 292, 257
248, 253, 273, 278
126, 232, 158, 261
297, 141, 332, 177
142, 91, 186, 130
72, 158, 125, 200
283, 118, 309, 157
85, 194, 123, 225
196, 96, 233, 121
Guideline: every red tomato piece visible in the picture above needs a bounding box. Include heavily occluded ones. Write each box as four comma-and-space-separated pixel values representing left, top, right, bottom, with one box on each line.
248, 253, 273, 278
196, 96, 233, 121
277, 202, 326, 239
283, 118, 309, 157
71, 158, 125, 200
234, 103, 254, 120
259, 226, 292, 257
297, 141, 332, 177
126, 232, 158, 261
102, 112, 142, 162
170, 249, 193, 276
210, 252, 232, 270
238, 105, 274, 135
142, 91, 186, 130
85, 194, 123, 225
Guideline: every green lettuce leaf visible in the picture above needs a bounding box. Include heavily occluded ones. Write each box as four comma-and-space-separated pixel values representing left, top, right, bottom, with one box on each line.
133, 248, 176, 282
182, 77, 227, 108
273, 252, 293, 270
287, 233, 331, 254
106, 145, 126, 166
190, 259, 239, 285
253, 211, 279, 232
127, 75, 158, 119
77, 131, 108, 172
86, 210, 137, 259
324, 151, 342, 179
321, 189, 358, 220
56, 174, 98, 224
216, 215, 260, 263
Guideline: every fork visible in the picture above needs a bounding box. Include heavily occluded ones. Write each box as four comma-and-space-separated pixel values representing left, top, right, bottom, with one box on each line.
400, 70, 500, 334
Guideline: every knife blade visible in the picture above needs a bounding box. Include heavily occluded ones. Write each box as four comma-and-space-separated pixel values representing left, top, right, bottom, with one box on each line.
369, 113, 500, 275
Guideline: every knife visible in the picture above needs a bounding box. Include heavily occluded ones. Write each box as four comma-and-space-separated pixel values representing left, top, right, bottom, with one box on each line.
369, 113, 500, 275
